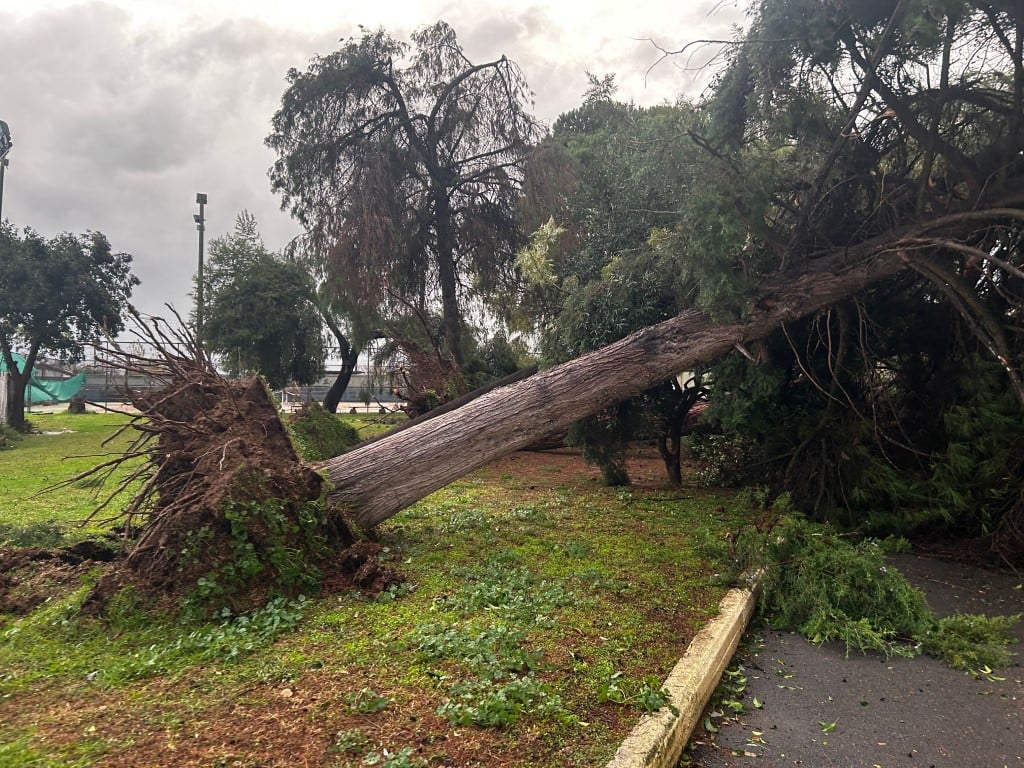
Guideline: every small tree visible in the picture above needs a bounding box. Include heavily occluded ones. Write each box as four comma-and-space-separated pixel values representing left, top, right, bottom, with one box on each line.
199, 212, 326, 391
0, 225, 137, 429
522, 95, 706, 483
203, 250, 325, 391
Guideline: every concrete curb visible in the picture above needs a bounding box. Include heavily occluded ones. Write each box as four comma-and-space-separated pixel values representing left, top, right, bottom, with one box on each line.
606, 572, 763, 768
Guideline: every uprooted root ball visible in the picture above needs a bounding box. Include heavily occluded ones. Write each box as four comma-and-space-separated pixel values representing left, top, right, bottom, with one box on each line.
77, 335, 402, 615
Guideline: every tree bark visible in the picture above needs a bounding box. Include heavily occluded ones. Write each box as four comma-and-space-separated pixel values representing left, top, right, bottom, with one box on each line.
432, 190, 466, 380
5, 372, 27, 430
359, 364, 538, 448
325, 232, 913, 528
322, 340, 359, 414
1, 339, 37, 431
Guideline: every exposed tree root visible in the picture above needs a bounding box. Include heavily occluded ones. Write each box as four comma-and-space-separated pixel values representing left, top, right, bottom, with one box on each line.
64, 313, 401, 615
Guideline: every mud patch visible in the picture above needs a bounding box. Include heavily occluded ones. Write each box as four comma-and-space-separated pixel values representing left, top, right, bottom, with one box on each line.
0, 539, 119, 614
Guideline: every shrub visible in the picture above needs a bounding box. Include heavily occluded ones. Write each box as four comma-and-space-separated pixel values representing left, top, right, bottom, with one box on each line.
285, 401, 360, 461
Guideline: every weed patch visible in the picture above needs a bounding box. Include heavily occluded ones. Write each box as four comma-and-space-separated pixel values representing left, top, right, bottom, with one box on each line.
1, 446, 742, 766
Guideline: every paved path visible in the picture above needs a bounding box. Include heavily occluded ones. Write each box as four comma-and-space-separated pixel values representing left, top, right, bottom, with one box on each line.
687, 554, 1024, 768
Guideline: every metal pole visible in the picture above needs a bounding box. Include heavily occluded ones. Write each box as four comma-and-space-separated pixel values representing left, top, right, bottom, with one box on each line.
194, 193, 207, 348
0, 158, 8, 223
0, 119, 11, 224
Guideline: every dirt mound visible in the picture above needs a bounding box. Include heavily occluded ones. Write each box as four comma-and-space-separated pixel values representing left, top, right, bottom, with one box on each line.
0, 539, 119, 614
118, 371, 334, 589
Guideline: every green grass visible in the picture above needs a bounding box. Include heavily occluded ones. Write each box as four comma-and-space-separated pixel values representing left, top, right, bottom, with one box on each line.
337, 411, 407, 441
0, 412, 139, 543
0, 422, 743, 767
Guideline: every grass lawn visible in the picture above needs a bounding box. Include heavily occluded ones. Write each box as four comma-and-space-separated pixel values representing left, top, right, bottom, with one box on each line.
0, 412, 140, 543
0, 413, 744, 768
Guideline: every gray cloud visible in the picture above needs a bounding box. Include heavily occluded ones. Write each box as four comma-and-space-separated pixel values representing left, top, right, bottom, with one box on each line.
0, 1, 744, 323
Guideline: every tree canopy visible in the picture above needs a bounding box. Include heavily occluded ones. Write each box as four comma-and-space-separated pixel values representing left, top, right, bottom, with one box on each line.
0, 225, 137, 429
678, 0, 1024, 539
201, 213, 325, 391
266, 21, 542, 389
515, 92, 707, 484
514, 1, 1024, 548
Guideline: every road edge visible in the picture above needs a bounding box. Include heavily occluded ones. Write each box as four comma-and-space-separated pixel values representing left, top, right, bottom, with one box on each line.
606, 571, 763, 768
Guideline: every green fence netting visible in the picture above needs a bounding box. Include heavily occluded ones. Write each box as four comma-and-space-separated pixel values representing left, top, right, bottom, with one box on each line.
0, 353, 86, 403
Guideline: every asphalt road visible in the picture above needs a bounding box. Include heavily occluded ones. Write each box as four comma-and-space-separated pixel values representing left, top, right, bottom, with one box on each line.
687, 554, 1024, 768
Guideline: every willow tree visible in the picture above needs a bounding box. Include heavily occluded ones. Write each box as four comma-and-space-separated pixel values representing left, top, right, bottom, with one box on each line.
266, 22, 542, 389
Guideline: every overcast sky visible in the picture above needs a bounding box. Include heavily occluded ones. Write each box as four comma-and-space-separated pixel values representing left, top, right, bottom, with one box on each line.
0, 0, 745, 320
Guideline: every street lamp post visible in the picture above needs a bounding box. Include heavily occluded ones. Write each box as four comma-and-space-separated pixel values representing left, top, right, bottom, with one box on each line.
0, 120, 12, 223
194, 193, 207, 349
0, 158, 8, 224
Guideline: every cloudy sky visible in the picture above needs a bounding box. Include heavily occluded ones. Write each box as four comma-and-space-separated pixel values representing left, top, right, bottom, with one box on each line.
0, 0, 745, 320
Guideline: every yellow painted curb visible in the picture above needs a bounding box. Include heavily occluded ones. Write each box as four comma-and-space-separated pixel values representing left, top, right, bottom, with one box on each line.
606, 572, 762, 768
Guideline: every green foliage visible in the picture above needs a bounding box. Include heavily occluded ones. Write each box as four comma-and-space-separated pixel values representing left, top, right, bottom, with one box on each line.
462, 331, 527, 391
410, 623, 540, 674
919, 360, 1024, 533
627, 1, 1024, 539
524, 100, 709, 484
688, 433, 765, 488
750, 516, 935, 655
738, 513, 1018, 669
920, 613, 1021, 674
441, 558, 573, 625
402, 554, 575, 728
330, 729, 370, 755
596, 671, 676, 715
203, 215, 325, 389
363, 746, 427, 768
286, 401, 361, 461
178, 596, 310, 662
437, 674, 565, 727
345, 687, 390, 714
0, 225, 137, 428
180, 497, 329, 619
0, 520, 67, 548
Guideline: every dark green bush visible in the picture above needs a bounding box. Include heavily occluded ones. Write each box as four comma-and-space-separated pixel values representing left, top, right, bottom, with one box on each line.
286, 402, 360, 461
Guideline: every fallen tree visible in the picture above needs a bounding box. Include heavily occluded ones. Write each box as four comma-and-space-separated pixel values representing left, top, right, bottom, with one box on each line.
325, 204, 1024, 528
45, 196, 1021, 610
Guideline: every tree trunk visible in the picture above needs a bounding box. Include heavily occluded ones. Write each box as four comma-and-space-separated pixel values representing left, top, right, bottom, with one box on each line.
658, 384, 704, 486
359, 364, 538, 448
433, 191, 465, 380
326, 234, 911, 528
0, 340, 36, 431
323, 342, 359, 414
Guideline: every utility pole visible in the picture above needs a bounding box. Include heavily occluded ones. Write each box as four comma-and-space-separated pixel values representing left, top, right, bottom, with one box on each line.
194, 193, 207, 349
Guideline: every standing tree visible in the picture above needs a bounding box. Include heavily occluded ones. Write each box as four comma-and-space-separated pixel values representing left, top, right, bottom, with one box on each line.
201, 214, 326, 391
266, 21, 542, 393
202, 211, 363, 413
518, 92, 708, 484
0, 225, 137, 429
